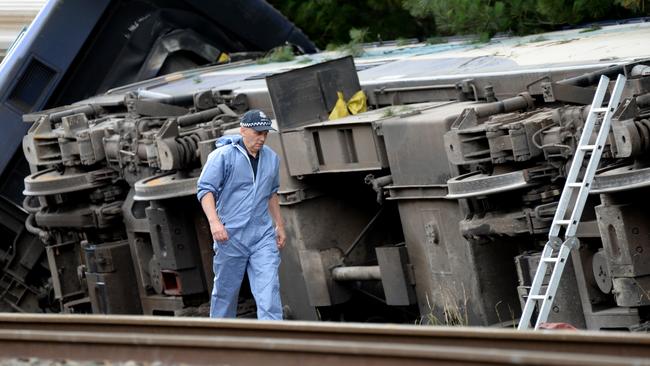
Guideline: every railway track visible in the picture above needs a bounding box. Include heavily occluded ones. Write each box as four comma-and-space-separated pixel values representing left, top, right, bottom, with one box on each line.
1, 314, 650, 365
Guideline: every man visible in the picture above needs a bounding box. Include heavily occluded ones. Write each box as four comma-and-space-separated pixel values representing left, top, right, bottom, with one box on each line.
197, 109, 286, 320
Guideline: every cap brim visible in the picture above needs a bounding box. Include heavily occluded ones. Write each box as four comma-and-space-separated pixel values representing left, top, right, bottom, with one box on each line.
251, 125, 276, 132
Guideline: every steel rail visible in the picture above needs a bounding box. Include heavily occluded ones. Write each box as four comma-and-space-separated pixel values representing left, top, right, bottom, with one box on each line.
1, 329, 649, 366
1, 314, 650, 365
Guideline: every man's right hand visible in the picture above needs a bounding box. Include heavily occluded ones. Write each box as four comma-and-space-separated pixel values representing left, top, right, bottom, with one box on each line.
210, 222, 229, 243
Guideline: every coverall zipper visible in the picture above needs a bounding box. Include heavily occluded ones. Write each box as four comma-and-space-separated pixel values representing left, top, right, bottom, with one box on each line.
234, 144, 258, 194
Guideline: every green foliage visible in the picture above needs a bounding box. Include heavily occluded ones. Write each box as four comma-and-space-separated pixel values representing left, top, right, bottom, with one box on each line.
256, 46, 296, 64
401, 0, 642, 38
528, 35, 549, 42
297, 57, 314, 64
535, 0, 616, 24
267, 0, 434, 49
270, 0, 647, 48
329, 28, 367, 57
382, 108, 395, 118
336, 43, 365, 57
615, 0, 647, 11
425, 36, 447, 45
325, 43, 340, 51
349, 28, 369, 43
396, 38, 411, 46
381, 106, 413, 118
402, 0, 507, 38
579, 24, 603, 33
474, 32, 493, 44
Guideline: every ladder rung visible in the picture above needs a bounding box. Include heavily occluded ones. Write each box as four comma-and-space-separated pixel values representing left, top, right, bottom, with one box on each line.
519, 74, 627, 331
578, 145, 599, 151
591, 107, 609, 113
527, 295, 546, 300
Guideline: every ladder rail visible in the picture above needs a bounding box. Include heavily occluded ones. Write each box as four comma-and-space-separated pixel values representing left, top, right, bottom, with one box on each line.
518, 244, 553, 328
518, 74, 627, 331
547, 76, 610, 238
564, 76, 627, 239
533, 245, 571, 329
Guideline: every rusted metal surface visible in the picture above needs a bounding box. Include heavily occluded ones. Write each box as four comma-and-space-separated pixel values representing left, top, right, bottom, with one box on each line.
1, 314, 650, 365
2, 330, 649, 366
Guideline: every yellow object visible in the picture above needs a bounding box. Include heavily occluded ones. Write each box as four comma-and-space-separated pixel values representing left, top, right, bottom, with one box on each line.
347, 90, 367, 115
328, 91, 350, 120
217, 52, 230, 63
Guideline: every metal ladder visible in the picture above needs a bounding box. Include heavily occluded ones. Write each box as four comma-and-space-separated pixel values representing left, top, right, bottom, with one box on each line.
518, 74, 627, 330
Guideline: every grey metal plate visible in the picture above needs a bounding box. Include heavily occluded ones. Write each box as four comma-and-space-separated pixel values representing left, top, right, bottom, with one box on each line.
23, 167, 115, 196
446, 170, 530, 199
386, 184, 448, 200
591, 164, 650, 193
133, 173, 197, 201
266, 56, 361, 130
376, 246, 416, 306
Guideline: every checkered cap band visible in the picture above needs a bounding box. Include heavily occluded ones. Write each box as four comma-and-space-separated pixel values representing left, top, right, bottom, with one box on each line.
240, 109, 272, 128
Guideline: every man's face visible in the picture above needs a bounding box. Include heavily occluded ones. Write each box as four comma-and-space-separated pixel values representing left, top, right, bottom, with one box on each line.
240, 127, 268, 155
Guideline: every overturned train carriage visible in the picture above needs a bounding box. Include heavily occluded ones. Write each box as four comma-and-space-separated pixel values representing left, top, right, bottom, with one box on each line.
10, 22, 650, 329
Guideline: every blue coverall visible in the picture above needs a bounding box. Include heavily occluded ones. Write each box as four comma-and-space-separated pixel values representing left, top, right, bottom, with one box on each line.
197, 135, 282, 320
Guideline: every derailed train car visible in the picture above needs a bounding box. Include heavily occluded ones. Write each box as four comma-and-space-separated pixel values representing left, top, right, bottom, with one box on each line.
9, 21, 650, 329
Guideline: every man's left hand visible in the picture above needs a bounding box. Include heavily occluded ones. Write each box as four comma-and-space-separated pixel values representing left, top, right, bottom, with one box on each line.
276, 225, 286, 249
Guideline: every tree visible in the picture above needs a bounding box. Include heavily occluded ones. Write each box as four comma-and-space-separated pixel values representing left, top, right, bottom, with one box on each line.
268, 0, 434, 48
402, 0, 642, 39
270, 0, 648, 47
